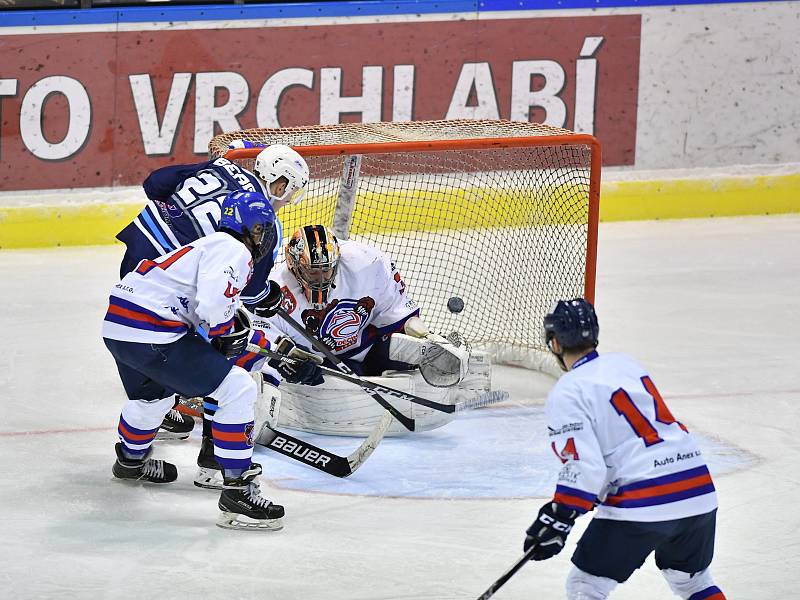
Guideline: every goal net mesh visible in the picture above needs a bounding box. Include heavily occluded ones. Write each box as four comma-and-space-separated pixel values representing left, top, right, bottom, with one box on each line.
210, 120, 599, 369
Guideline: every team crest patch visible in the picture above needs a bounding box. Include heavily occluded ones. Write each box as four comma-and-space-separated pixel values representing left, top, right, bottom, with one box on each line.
281, 286, 297, 313
245, 423, 255, 448
316, 297, 375, 351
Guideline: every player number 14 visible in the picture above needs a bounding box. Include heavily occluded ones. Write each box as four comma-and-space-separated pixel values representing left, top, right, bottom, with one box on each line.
610, 376, 688, 447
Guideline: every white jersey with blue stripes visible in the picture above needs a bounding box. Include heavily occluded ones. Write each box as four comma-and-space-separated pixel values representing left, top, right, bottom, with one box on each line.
263, 240, 421, 363
102, 233, 252, 344
546, 351, 718, 522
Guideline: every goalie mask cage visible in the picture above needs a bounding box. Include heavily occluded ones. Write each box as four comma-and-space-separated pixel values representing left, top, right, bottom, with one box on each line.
210, 119, 600, 371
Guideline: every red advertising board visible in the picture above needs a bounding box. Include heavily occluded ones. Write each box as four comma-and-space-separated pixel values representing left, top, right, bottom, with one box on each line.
0, 15, 640, 191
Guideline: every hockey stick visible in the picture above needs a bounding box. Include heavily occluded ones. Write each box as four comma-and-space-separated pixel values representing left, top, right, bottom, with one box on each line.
254, 384, 507, 478
273, 307, 416, 432
475, 547, 537, 600
249, 344, 509, 414
254, 412, 393, 478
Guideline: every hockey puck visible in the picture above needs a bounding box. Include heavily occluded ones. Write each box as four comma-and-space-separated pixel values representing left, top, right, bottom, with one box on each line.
447, 296, 465, 314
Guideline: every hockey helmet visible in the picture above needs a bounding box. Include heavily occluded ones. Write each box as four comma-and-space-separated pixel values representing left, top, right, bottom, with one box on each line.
543, 298, 599, 351
219, 190, 276, 263
285, 225, 340, 309
253, 144, 309, 205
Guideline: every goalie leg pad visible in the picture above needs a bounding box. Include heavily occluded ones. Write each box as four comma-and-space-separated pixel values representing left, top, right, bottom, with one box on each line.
254, 374, 283, 434
278, 370, 455, 436
450, 350, 492, 404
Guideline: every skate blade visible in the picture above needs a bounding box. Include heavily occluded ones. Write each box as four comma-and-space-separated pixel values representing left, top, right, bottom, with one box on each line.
155, 430, 191, 441
216, 511, 284, 532
193, 468, 224, 490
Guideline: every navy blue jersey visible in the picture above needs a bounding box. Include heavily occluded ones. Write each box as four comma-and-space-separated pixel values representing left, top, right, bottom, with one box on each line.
116, 157, 283, 307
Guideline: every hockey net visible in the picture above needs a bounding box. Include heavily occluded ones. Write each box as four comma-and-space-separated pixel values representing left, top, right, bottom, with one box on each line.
210, 119, 600, 372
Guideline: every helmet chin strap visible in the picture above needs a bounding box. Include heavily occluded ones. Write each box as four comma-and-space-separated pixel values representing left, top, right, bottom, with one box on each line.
548, 338, 569, 372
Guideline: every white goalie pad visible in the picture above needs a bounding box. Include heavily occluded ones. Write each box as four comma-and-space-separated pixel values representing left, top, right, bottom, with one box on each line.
254, 376, 282, 435
389, 332, 470, 387
277, 351, 492, 437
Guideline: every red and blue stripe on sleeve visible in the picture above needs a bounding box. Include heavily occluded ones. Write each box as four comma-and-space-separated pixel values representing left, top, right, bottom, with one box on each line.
208, 317, 235, 337
554, 485, 597, 514
233, 329, 269, 371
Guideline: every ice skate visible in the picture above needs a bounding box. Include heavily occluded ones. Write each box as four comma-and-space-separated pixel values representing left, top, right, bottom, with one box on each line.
112, 443, 177, 484
155, 406, 195, 440
194, 436, 224, 490
217, 464, 284, 531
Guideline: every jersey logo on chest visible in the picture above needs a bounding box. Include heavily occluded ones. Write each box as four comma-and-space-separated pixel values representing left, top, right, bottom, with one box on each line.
302, 297, 375, 351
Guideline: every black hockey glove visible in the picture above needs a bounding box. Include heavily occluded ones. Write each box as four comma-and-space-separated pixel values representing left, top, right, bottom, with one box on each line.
250, 280, 284, 318
211, 309, 251, 358
524, 502, 578, 561
268, 336, 325, 386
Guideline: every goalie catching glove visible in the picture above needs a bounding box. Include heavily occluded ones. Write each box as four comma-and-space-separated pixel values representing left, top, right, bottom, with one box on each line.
211, 309, 251, 358
524, 501, 578, 561
390, 317, 470, 387
268, 336, 325, 386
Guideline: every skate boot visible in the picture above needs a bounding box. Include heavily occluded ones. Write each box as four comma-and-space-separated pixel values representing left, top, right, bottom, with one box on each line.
217, 465, 284, 531
112, 443, 177, 484
194, 436, 224, 490
195, 437, 263, 491
156, 405, 195, 440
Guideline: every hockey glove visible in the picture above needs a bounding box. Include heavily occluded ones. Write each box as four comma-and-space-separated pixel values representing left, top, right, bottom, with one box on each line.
211, 310, 251, 358
524, 502, 578, 561
249, 280, 284, 318
268, 336, 325, 386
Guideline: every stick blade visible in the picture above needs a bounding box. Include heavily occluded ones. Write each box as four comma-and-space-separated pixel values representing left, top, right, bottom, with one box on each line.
255, 424, 353, 477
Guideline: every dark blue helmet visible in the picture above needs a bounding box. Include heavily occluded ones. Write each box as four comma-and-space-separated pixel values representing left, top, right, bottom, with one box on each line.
543, 298, 599, 350
219, 190, 276, 262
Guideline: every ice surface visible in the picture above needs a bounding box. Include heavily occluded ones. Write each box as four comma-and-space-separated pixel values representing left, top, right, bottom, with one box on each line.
1, 215, 798, 599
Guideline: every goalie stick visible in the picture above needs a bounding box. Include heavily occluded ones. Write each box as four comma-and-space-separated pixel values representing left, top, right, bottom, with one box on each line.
249, 344, 509, 415
254, 389, 509, 478
272, 306, 416, 431
254, 412, 394, 478
475, 547, 537, 600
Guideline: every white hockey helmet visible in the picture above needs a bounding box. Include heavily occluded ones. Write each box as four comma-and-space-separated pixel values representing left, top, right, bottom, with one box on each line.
285, 225, 340, 309
253, 144, 309, 205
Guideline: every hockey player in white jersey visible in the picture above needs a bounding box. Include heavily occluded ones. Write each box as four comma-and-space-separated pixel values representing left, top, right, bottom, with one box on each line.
253, 224, 481, 437
115, 144, 310, 441
523, 299, 725, 599
102, 190, 319, 531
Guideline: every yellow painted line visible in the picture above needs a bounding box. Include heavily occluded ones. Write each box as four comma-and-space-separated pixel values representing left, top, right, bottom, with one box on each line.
600, 173, 800, 221
1, 173, 798, 249
0, 203, 142, 249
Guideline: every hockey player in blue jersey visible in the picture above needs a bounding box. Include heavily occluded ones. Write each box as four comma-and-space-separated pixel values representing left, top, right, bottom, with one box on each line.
522, 299, 725, 599
115, 144, 310, 439
103, 190, 321, 530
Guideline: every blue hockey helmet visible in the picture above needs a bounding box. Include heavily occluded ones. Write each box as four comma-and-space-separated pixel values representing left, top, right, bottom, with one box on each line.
219, 190, 276, 262
543, 298, 599, 350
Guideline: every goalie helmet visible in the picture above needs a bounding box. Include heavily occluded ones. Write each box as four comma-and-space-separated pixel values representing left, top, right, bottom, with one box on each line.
543, 298, 599, 351
219, 190, 276, 263
285, 225, 340, 309
253, 144, 309, 206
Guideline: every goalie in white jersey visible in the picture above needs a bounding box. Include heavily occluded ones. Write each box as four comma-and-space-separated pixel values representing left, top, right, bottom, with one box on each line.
523, 299, 725, 600
254, 224, 483, 437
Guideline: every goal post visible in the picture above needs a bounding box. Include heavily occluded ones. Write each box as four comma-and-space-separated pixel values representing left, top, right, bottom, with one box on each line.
210, 119, 600, 372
